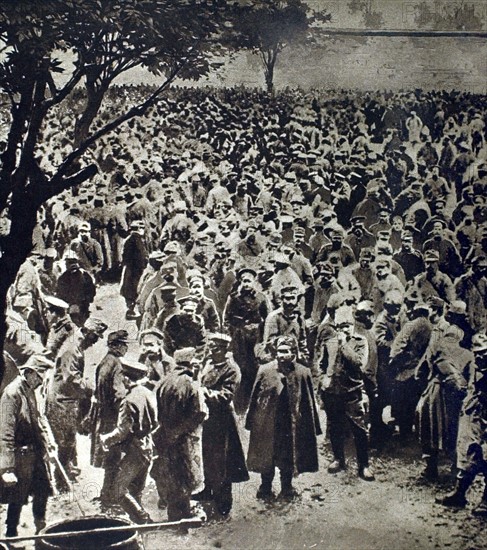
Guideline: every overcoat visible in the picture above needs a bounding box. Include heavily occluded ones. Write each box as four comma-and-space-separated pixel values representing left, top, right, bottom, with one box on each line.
245, 361, 321, 475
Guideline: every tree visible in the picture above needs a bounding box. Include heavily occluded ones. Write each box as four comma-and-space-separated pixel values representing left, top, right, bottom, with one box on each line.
232, 0, 331, 95
348, 0, 384, 29
0, 0, 238, 384
414, 0, 483, 31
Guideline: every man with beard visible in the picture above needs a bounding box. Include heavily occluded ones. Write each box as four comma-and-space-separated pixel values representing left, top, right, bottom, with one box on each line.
316, 227, 356, 268
45, 318, 107, 481
100, 358, 157, 523
195, 333, 249, 516
352, 248, 380, 303
56, 257, 97, 326
163, 295, 207, 359
188, 270, 221, 332
246, 336, 321, 500
153, 348, 208, 521
139, 328, 176, 388
120, 220, 148, 320
90, 330, 129, 506
223, 268, 269, 413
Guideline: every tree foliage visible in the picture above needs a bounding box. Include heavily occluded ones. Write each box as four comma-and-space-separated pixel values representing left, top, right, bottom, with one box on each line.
232, 0, 331, 94
0, 0, 240, 382
414, 0, 484, 31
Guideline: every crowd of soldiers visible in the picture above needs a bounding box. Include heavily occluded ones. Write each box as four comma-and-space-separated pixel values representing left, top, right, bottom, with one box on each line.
1, 85, 487, 538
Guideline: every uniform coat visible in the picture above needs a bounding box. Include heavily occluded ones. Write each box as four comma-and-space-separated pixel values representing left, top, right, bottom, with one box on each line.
200, 356, 249, 485
120, 232, 148, 306
0, 376, 52, 504
246, 361, 321, 475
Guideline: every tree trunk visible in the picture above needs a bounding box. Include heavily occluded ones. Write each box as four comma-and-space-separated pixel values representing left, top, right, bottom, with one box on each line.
265, 63, 275, 95
74, 85, 106, 149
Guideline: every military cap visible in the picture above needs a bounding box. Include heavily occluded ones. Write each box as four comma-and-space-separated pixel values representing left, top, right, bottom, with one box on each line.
44, 295, 69, 310
177, 295, 199, 305
120, 357, 148, 380
65, 257, 80, 266
173, 347, 195, 364
163, 241, 180, 254
350, 215, 366, 224
237, 267, 257, 278
139, 328, 165, 341
276, 335, 298, 351
158, 283, 178, 295
335, 306, 355, 326
448, 301, 467, 316
79, 222, 91, 231
401, 231, 413, 241
208, 332, 232, 344
424, 250, 440, 263
356, 301, 375, 314
384, 290, 403, 305
107, 330, 129, 346
130, 220, 145, 230
427, 295, 444, 308
186, 269, 204, 282
359, 248, 374, 260
83, 318, 108, 337
274, 252, 291, 265
149, 250, 165, 262
42, 248, 57, 259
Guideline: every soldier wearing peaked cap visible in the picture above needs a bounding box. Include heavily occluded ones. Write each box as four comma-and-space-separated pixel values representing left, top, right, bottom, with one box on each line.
0, 354, 54, 537
100, 358, 157, 524
89, 330, 129, 504
194, 332, 249, 516
45, 318, 107, 482
139, 328, 176, 388
69, 221, 104, 277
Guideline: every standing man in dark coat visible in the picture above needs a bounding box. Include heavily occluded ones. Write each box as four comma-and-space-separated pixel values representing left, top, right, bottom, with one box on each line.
319, 306, 374, 480
100, 358, 157, 523
224, 268, 269, 413
0, 356, 55, 537
56, 257, 97, 326
120, 220, 148, 320
196, 333, 249, 516
90, 330, 129, 505
246, 335, 321, 500
152, 348, 208, 521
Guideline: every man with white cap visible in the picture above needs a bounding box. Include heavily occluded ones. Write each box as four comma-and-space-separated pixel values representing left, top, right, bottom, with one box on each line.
0, 355, 55, 536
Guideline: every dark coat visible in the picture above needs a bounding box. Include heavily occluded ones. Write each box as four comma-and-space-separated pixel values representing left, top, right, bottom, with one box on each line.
245, 361, 322, 475
0, 377, 52, 504
200, 356, 249, 485
153, 366, 208, 495
120, 232, 148, 303
90, 351, 127, 466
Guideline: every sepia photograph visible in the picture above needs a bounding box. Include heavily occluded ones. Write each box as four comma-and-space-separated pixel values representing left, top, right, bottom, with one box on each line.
0, 1, 486, 548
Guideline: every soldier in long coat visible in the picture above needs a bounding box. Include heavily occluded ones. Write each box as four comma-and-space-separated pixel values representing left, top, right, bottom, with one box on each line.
196, 333, 249, 516
152, 348, 208, 521
120, 220, 148, 319
223, 268, 269, 413
0, 356, 54, 537
90, 330, 128, 504
246, 335, 321, 500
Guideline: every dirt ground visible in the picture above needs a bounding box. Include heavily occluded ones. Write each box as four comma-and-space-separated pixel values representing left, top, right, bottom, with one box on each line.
2, 284, 487, 550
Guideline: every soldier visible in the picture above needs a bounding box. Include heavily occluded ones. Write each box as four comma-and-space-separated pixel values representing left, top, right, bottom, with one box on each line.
100, 358, 157, 523
319, 307, 374, 480
120, 220, 148, 320
153, 348, 208, 521
195, 333, 249, 516
436, 333, 487, 514
246, 335, 321, 499
69, 221, 104, 277
223, 267, 269, 413
45, 318, 107, 481
163, 295, 207, 358
0, 355, 55, 537
139, 328, 176, 388
90, 330, 129, 505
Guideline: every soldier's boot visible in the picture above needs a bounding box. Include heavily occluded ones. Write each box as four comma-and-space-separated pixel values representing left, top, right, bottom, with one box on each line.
421, 454, 439, 480
120, 494, 152, 524
435, 473, 473, 508
5, 503, 22, 537
472, 480, 487, 516
279, 469, 299, 499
